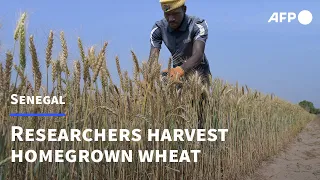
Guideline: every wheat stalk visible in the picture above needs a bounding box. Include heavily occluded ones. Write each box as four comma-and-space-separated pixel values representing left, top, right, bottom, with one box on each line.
93, 42, 108, 83
46, 30, 54, 68
60, 31, 69, 76
73, 60, 81, 96
4, 51, 13, 93
116, 56, 124, 90
45, 30, 54, 92
88, 46, 96, 69
19, 22, 26, 71
14, 64, 26, 93
13, 12, 27, 41
0, 63, 3, 93
51, 60, 57, 83
29, 35, 42, 93
131, 50, 140, 83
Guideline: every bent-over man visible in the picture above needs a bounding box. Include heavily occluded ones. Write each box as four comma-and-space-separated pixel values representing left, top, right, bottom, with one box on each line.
149, 0, 212, 128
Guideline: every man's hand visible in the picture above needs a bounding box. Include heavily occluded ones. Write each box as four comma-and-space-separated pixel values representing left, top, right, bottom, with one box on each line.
162, 66, 185, 81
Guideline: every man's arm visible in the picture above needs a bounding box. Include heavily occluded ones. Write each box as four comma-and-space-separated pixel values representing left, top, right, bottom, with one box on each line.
149, 24, 162, 61
180, 19, 208, 73
180, 40, 205, 72
149, 47, 160, 61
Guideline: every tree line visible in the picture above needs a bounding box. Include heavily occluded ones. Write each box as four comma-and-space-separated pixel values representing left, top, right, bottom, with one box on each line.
299, 100, 320, 114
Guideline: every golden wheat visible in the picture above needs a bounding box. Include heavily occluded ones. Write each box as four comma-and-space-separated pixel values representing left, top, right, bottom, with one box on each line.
29, 35, 42, 93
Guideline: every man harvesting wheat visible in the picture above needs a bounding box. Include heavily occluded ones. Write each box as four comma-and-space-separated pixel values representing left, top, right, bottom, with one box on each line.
148, 0, 211, 128
149, 0, 211, 84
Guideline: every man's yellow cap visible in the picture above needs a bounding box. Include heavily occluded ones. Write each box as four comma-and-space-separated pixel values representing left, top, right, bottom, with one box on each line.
160, 0, 186, 12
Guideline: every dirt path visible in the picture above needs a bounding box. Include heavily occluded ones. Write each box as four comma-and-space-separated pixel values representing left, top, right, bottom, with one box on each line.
247, 117, 320, 180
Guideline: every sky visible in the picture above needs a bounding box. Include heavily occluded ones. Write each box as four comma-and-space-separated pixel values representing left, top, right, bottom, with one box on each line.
0, 0, 319, 107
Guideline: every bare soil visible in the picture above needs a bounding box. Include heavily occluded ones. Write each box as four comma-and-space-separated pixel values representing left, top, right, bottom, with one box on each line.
247, 117, 320, 180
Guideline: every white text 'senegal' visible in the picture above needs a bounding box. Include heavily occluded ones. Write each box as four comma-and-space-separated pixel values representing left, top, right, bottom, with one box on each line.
11, 94, 65, 105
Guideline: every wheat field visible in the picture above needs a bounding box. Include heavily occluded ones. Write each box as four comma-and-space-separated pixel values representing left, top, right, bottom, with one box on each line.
0, 13, 316, 180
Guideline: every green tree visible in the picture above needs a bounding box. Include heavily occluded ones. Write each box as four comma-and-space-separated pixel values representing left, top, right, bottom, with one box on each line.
299, 100, 320, 114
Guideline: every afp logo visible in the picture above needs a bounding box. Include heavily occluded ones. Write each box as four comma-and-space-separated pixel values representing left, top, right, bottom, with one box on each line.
268, 10, 313, 25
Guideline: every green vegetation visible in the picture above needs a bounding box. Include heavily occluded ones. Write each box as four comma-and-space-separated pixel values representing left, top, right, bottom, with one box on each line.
0, 12, 317, 180
299, 100, 320, 114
